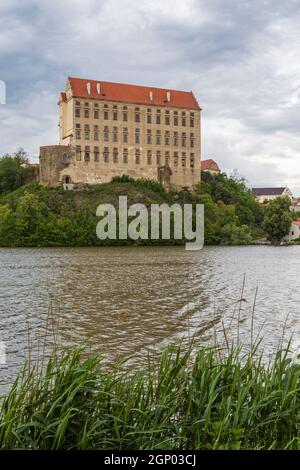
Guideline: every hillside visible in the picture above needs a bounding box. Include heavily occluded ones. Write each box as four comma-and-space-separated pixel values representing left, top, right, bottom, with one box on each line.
0, 174, 264, 247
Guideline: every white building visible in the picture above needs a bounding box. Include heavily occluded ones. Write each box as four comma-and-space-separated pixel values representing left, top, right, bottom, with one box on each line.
251, 187, 293, 204
291, 199, 300, 213
284, 220, 300, 242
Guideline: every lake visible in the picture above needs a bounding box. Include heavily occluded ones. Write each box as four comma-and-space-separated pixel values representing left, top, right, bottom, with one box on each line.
0, 245, 299, 392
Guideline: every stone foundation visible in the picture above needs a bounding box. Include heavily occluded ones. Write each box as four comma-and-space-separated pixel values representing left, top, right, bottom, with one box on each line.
39, 145, 201, 191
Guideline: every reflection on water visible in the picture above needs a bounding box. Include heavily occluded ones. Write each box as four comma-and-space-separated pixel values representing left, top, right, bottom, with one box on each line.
0, 245, 299, 392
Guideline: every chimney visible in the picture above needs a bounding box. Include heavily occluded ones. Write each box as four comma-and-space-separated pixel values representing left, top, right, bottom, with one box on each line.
86, 82, 91, 95
149, 91, 153, 101
96, 83, 101, 94
166, 91, 171, 102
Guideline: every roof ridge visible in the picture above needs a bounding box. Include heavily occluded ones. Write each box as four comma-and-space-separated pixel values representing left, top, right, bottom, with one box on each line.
66, 77, 200, 110
68, 76, 195, 95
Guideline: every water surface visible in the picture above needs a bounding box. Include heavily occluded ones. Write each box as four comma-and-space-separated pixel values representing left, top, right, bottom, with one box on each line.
0, 246, 299, 392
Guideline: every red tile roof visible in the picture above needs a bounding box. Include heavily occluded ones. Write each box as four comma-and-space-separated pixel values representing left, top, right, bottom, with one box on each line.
252, 187, 286, 196
67, 77, 200, 110
201, 159, 220, 171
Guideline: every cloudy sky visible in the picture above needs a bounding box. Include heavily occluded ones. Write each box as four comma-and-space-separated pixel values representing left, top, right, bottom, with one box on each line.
0, 0, 300, 195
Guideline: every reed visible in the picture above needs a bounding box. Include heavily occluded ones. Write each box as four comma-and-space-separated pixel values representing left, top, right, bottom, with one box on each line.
0, 341, 299, 450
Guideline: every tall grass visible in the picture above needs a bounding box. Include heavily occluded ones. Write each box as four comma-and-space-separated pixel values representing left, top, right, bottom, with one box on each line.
0, 342, 299, 450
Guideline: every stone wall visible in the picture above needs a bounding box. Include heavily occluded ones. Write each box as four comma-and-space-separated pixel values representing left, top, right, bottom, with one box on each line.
39, 146, 74, 187
39, 145, 201, 190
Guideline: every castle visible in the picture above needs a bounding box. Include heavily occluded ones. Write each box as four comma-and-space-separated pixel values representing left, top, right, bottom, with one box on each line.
39, 77, 202, 190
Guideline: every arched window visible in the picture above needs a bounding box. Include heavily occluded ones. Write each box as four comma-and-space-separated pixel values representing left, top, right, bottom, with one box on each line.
64, 175, 71, 185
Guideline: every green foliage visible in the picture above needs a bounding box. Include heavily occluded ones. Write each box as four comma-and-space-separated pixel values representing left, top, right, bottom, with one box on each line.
263, 197, 293, 244
0, 182, 178, 247
0, 344, 299, 450
219, 223, 252, 245
194, 172, 263, 245
0, 161, 264, 246
0, 149, 34, 195
112, 174, 167, 196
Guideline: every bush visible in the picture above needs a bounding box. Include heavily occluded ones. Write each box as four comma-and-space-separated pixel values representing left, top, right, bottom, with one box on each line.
0, 344, 299, 450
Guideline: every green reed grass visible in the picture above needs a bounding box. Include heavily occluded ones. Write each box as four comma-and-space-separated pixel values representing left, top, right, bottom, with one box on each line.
0, 342, 299, 450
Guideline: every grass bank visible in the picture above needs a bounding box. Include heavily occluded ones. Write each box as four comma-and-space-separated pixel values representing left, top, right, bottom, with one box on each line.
1, 343, 299, 450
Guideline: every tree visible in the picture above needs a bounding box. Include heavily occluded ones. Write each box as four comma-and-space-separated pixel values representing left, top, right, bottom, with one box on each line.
0, 204, 16, 246
219, 223, 252, 245
0, 148, 31, 195
262, 196, 293, 245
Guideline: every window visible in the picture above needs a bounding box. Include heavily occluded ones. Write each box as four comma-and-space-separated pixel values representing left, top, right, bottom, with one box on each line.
94, 146, 99, 162
103, 147, 109, 162
182, 152, 186, 167
75, 107, 80, 118
104, 126, 109, 141
156, 130, 161, 145
156, 150, 161, 166
75, 124, 81, 140
174, 151, 178, 167
123, 148, 128, 164
135, 128, 140, 144
182, 132, 186, 147
123, 127, 128, 143
94, 108, 99, 119
147, 150, 152, 165
147, 109, 152, 124
84, 145, 90, 161
190, 112, 194, 127
75, 101, 80, 106
113, 126, 118, 142
76, 145, 81, 161
165, 130, 170, 146
165, 151, 170, 165
94, 125, 99, 141
173, 131, 178, 147
190, 153, 195, 168
104, 105, 109, 120
113, 147, 118, 163
113, 105, 118, 121
135, 107, 140, 123
190, 132, 194, 148
84, 105, 89, 118
165, 110, 170, 125
174, 111, 178, 126
147, 129, 152, 145
135, 148, 140, 164
182, 111, 186, 127
123, 106, 128, 121
156, 109, 161, 124
84, 124, 90, 140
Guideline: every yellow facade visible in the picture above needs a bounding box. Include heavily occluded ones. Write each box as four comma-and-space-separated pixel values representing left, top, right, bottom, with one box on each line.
40, 78, 202, 190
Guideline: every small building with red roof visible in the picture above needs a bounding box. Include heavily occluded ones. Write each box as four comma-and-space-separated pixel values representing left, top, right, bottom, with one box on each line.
201, 159, 220, 175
